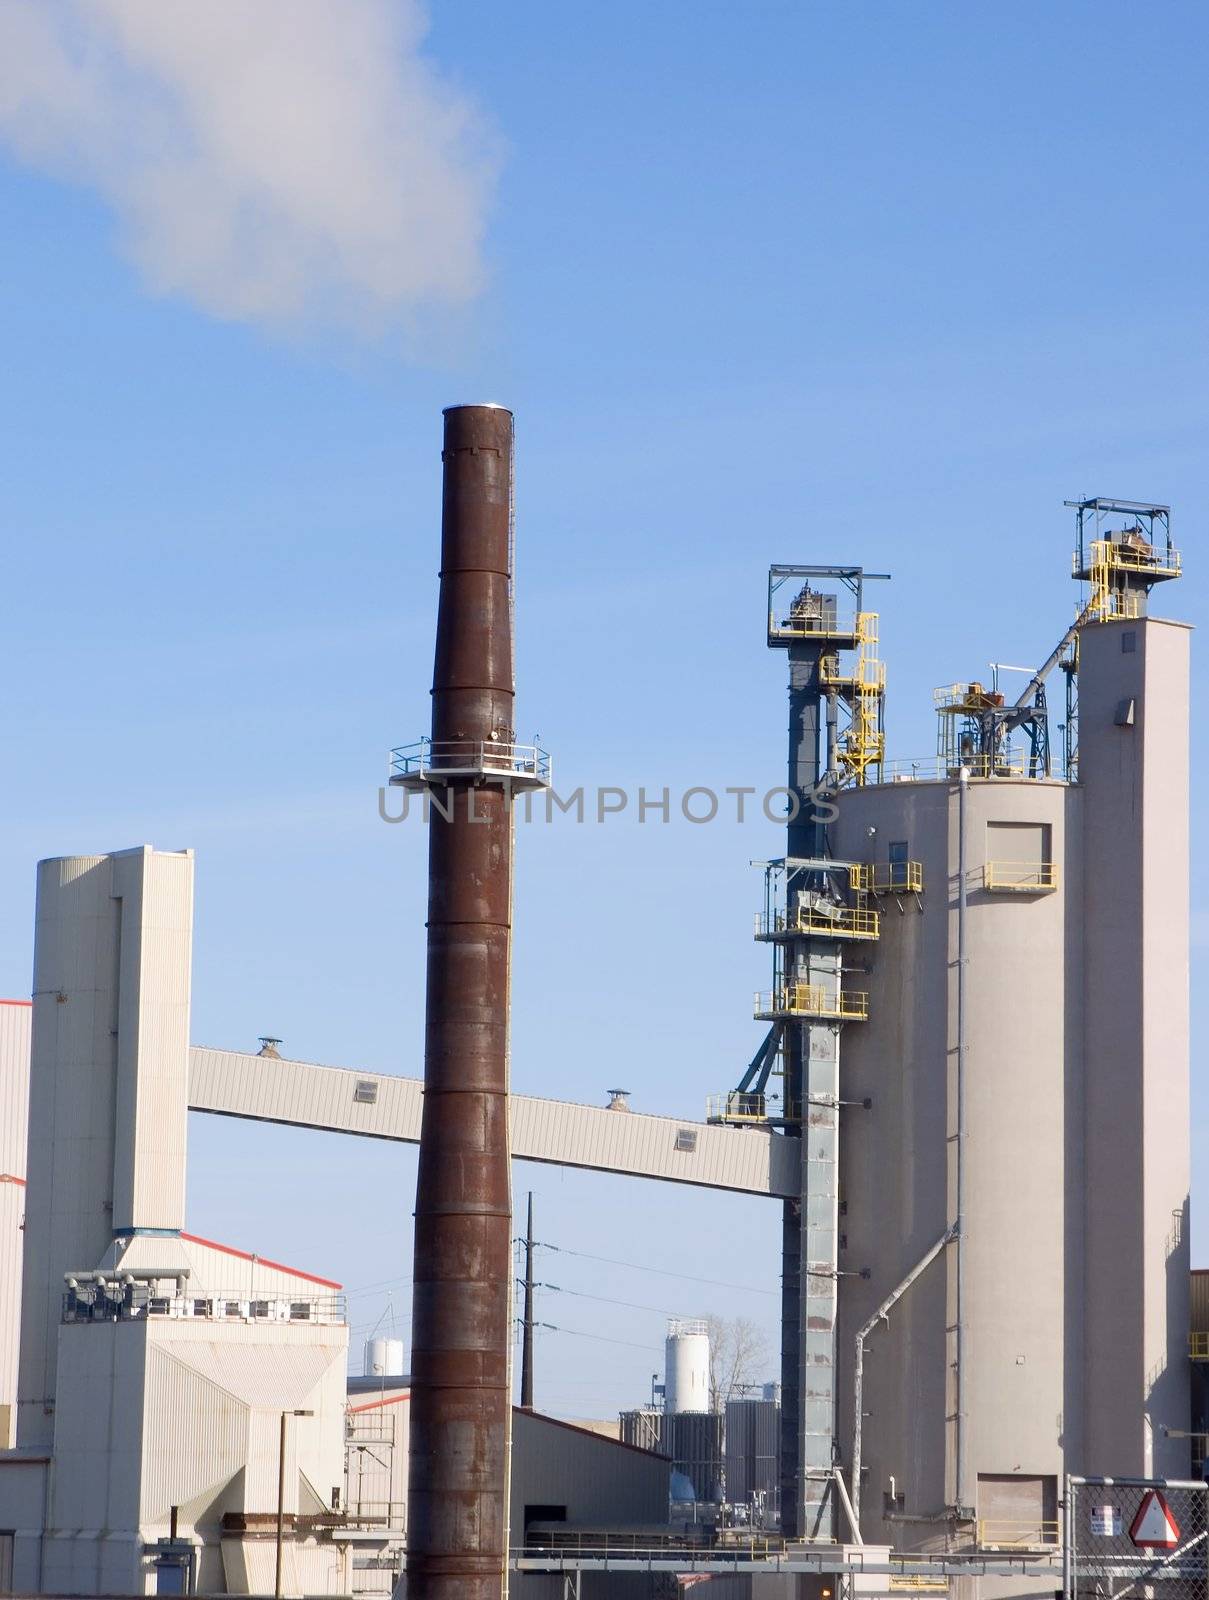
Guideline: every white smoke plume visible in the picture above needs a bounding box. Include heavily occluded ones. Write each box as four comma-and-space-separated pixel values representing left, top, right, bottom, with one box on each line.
0, 1, 497, 332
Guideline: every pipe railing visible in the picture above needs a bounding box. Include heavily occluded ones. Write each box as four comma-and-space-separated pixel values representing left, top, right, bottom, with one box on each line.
62, 1286, 346, 1325
390, 738, 551, 784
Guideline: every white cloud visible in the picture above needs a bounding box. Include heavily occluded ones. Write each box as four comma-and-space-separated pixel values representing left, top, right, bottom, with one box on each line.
0, 0, 497, 333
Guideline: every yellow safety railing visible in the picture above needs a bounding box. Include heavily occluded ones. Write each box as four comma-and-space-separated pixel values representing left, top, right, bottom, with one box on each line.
1189, 1331, 1209, 1360
983, 861, 1058, 892
868, 861, 923, 894
837, 612, 886, 787
821, 654, 886, 691
964, 753, 1026, 778
1081, 538, 1180, 622
933, 682, 1003, 712
976, 1520, 1060, 1550
1075, 539, 1181, 580
705, 1092, 768, 1125
755, 906, 880, 940
754, 985, 869, 1021
769, 610, 858, 641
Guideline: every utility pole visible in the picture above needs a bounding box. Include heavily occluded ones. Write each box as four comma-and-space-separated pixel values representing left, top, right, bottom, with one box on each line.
520, 1192, 535, 1410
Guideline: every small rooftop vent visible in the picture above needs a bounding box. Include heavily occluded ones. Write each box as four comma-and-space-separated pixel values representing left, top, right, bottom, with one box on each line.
606, 1088, 632, 1112
257, 1037, 282, 1059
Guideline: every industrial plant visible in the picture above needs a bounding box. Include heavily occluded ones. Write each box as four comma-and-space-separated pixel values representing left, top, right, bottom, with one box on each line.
0, 410, 1196, 1600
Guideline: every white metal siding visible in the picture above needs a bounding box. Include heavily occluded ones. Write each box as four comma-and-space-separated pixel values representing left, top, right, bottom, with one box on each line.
188, 1047, 795, 1199
19, 849, 195, 1450
19, 853, 119, 1449
139, 1320, 348, 1526
111, 848, 193, 1234
0, 1001, 31, 1175
0, 1001, 30, 1447
0, 1184, 22, 1446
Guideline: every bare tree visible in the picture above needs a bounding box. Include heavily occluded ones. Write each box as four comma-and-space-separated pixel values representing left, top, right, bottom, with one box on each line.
705, 1315, 771, 1413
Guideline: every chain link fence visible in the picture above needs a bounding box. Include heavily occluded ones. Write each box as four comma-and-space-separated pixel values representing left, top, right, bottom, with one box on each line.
1067, 1477, 1209, 1600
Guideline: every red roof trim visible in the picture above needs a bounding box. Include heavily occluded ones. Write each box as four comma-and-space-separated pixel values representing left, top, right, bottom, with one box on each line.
0, 998, 32, 1006
180, 1231, 342, 1289
345, 1393, 670, 1462
349, 1392, 411, 1413
0, 1174, 26, 1185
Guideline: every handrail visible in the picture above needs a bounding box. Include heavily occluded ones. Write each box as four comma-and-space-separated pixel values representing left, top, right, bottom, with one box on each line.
934, 682, 1003, 711
339, 1500, 407, 1527
706, 1092, 769, 1124
755, 907, 880, 940
768, 611, 859, 640
867, 861, 924, 894
62, 1287, 347, 1325
976, 1519, 1059, 1549
983, 861, 1058, 892
1075, 540, 1181, 578
516, 1531, 787, 1559
390, 738, 551, 783
822, 656, 886, 691
754, 985, 869, 1021
880, 756, 1030, 783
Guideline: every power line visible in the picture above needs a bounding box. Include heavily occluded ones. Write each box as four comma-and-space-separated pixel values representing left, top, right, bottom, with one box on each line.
534, 1241, 776, 1297
532, 1280, 699, 1320
343, 1274, 413, 1299
523, 1318, 662, 1354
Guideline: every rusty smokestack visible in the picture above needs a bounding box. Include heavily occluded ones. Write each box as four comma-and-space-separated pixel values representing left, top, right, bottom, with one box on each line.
406, 404, 516, 1600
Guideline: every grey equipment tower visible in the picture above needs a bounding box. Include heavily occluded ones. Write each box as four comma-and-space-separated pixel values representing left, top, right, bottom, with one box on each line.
725, 566, 888, 1541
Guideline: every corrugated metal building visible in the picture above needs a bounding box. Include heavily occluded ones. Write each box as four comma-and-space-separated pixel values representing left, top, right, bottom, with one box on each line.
0, 849, 353, 1597
0, 1000, 31, 1448
512, 1408, 670, 1529
342, 1380, 671, 1597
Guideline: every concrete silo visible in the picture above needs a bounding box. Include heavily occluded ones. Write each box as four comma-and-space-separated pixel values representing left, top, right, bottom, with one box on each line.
712, 500, 1190, 1563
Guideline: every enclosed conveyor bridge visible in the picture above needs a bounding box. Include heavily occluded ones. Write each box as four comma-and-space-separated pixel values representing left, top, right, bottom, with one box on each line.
187, 1046, 797, 1201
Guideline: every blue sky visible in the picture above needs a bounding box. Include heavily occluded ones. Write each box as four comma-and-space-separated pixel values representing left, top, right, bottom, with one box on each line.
0, 1, 1205, 1418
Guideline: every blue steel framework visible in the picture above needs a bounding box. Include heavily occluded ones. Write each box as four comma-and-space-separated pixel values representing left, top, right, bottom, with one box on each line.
759, 565, 887, 1543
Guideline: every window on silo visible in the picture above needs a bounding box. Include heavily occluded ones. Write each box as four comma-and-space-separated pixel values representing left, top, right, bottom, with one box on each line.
888, 840, 909, 890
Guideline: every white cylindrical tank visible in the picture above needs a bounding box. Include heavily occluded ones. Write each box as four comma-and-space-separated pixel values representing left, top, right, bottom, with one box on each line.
363, 1337, 406, 1379
664, 1319, 710, 1413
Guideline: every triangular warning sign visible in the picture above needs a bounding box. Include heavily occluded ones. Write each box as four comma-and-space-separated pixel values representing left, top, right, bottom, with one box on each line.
1130, 1490, 1181, 1549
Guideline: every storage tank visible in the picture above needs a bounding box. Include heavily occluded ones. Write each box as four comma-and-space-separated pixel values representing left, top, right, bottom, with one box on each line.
618, 1409, 663, 1453
725, 1397, 780, 1511
664, 1319, 710, 1414
663, 1410, 724, 1503
363, 1337, 406, 1379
